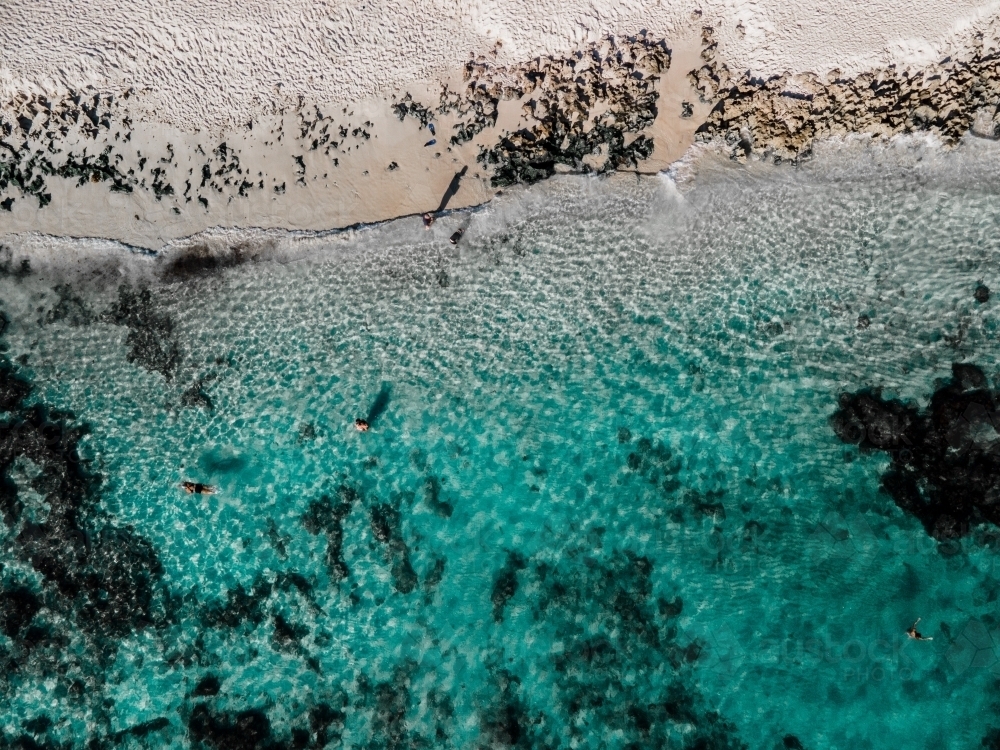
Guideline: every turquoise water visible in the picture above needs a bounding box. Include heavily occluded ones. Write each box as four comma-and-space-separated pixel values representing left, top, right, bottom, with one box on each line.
3, 139, 1000, 748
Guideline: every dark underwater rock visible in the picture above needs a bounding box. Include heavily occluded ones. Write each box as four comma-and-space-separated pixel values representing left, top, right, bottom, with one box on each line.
0, 324, 169, 738
188, 705, 274, 750
101, 283, 181, 379
369, 503, 417, 594
182, 375, 216, 411
309, 701, 347, 748
272, 614, 307, 649
491, 551, 527, 622
477, 549, 747, 749
194, 675, 222, 697
422, 475, 453, 518
302, 486, 356, 581
832, 363, 1000, 540
0, 389, 165, 642
976, 284, 991, 304
202, 580, 271, 629
0, 359, 32, 414
0, 584, 41, 638
44, 284, 92, 326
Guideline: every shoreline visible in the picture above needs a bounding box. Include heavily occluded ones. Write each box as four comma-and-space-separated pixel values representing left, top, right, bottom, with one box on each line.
3, 10, 1000, 249
4, 131, 1000, 282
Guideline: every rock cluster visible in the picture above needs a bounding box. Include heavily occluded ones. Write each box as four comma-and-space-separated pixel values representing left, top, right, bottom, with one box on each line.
832, 363, 1000, 542
696, 28, 1000, 160
465, 35, 671, 185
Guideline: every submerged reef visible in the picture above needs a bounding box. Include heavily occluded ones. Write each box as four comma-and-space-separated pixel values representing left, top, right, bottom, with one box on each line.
0, 285, 768, 747
832, 363, 1000, 540
101, 283, 181, 379
0, 321, 170, 746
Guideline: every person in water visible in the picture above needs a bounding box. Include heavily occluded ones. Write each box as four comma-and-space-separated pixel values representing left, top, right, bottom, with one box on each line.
906, 618, 932, 641
355, 418, 370, 432
422, 213, 435, 229
181, 481, 215, 495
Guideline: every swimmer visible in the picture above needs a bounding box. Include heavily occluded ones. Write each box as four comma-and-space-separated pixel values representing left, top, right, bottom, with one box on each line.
354, 418, 370, 432
181, 481, 216, 495
906, 618, 933, 641
422, 213, 435, 229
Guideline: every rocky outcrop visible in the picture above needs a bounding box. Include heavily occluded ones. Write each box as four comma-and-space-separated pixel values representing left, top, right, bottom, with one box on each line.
696, 29, 1000, 160
466, 35, 670, 185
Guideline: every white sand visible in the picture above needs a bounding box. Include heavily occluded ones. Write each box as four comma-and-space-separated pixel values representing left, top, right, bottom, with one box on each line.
1, 1, 997, 248
1, 0, 990, 130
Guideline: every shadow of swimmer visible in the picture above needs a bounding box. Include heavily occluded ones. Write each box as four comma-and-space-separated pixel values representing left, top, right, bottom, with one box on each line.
365, 382, 392, 426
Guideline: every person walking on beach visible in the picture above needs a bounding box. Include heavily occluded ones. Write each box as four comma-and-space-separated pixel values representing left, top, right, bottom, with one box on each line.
906, 618, 932, 641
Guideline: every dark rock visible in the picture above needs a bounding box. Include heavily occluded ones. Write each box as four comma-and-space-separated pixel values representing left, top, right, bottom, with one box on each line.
369, 504, 417, 594
272, 614, 307, 648
423, 556, 446, 592
0, 325, 168, 696
188, 705, 273, 750
491, 551, 527, 622
115, 717, 170, 740
101, 284, 181, 379
193, 675, 222, 697
309, 701, 346, 748
831, 363, 1000, 540
423, 476, 453, 518
975, 284, 991, 304
22, 717, 51, 735
181, 376, 215, 410
45, 285, 92, 326
202, 580, 271, 629
302, 487, 356, 581
0, 359, 32, 413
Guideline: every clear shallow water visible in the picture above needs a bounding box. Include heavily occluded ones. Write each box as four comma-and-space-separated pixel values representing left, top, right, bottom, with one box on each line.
2, 138, 1000, 749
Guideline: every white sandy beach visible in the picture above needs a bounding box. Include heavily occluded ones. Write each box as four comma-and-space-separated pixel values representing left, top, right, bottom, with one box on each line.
2, 0, 1000, 249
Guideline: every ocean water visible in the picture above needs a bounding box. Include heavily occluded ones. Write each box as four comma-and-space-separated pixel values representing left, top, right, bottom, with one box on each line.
2, 137, 1000, 749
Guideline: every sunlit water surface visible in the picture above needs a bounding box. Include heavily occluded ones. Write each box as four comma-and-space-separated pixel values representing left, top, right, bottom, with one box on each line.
2, 138, 1000, 749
